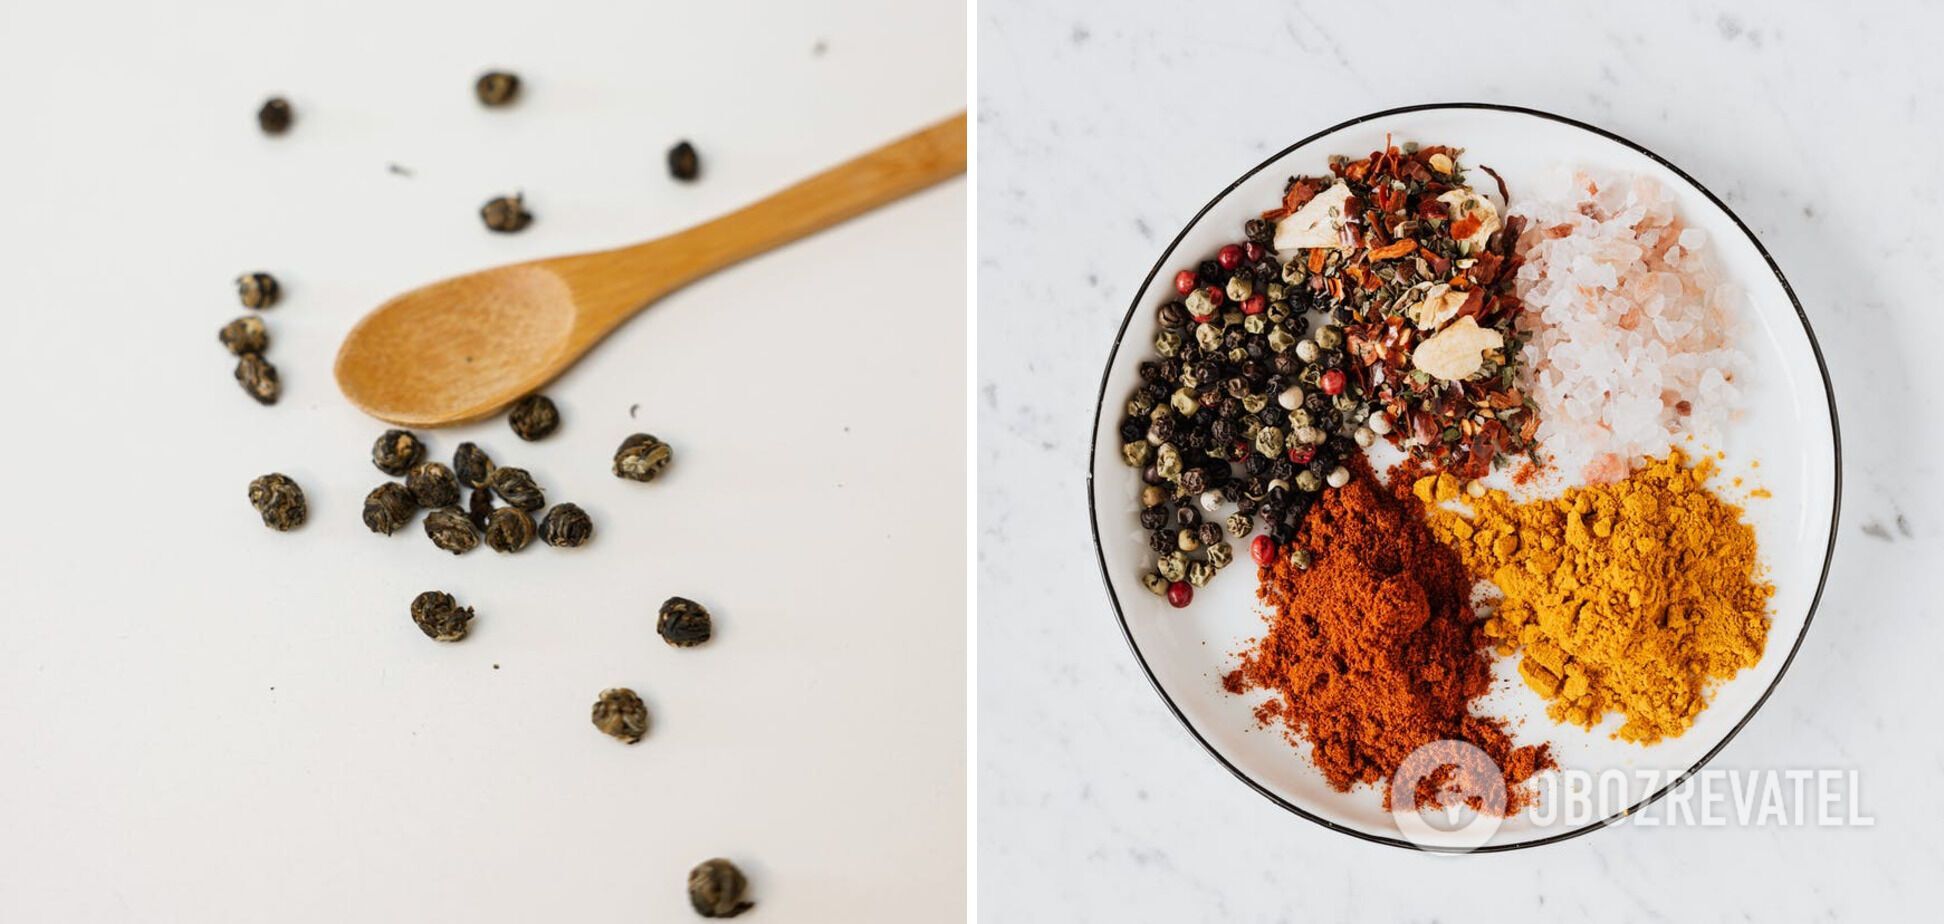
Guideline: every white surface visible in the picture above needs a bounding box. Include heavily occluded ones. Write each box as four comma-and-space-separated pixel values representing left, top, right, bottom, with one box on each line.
0, 1, 965, 921
981, 0, 1934, 918
1090, 106, 1837, 849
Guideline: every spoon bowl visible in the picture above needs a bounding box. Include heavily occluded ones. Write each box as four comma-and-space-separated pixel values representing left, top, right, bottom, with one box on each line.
334, 112, 967, 426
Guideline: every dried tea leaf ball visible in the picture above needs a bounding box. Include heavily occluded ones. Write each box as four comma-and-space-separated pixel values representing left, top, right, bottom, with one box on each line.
474, 70, 520, 107
410, 590, 475, 642
613, 433, 672, 482
406, 461, 461, 508
371, 429, 424, 476
687, 858, 754, 918
507, 393, 559, 441
667, 141, 700, 182
489, 466, 545, 511
235, 353, 281, 405
248, 473, 306, 531
591, 687, 649, 744
467, 487, 495, 531
424, 506, 479, 555
480, 193, 532, 233
453, 441, 495, 489
218, 316, 268, 355
483, 505, 535, 553
256, 97, 292, 135
362, 482, 418, 535
236, 272, 280, 309
657, 596, 712, 648
539, 503, 592, 548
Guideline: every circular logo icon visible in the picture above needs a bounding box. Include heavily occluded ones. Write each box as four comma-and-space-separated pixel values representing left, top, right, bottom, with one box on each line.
1389, 739, 1506, 851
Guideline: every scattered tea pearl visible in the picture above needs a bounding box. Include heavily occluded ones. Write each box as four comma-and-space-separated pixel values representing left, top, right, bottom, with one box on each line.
667, 141, 701, 181
256, 97, 292, 135
1326, 466, 1351, 489
480, 193, 532, 232
475, 70, 520, 107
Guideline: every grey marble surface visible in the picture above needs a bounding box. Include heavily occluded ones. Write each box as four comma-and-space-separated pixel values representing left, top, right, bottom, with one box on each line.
977, 1, 1934, 919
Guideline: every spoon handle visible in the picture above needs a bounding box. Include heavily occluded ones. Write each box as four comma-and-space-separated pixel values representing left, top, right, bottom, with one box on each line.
574, 111, 967, 327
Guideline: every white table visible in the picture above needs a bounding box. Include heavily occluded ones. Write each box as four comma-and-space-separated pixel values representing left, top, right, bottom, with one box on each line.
0, 1, 965, 920
978, 0, 1931, 918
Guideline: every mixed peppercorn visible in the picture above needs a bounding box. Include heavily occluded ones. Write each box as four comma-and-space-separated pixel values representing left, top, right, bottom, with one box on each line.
1122, 141, 1539, 607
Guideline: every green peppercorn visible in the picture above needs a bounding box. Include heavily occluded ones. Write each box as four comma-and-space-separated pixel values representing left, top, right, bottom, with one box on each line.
1226, 512, 1251, 537
1121, 441, 1151, 467
1295, 470, 1323, 492
1157, 552, 1187, 582
248, 473, 306, 531
1315, 325, 1344, 350
1176, 528, 1200, 553
1187, 561, 1215, 588
1207, 541, 1234, 570
1141, 572, 1168, 596
1289, 547, 1313, 570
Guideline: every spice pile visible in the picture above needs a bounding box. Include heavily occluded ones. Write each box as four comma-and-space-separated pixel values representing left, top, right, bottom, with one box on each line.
1224, 456, 1552, 808
1418, 451, 1772, 743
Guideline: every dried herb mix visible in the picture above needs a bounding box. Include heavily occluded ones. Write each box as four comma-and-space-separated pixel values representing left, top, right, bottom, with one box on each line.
453, 441, 495, 488
248, 473, 306, 531
407, 461, 461, 508
668, 141, 701, 181
688, 858, 754, 918
507, 393, 559, 441
235, 272, 280, 310
539, 503, 592, 548
372, 429, 425, 476
474, 70, 520, 107
256, 97, 291, 135
489, 466, 545, 511
218, 316, 268, 355
613, 433, 672, 482
483, 505, 535, 553
411, 591, 475, 642
424, 506, 479, 555
657, 597, 712, 647
481, 194, 531, 233
591, 687, 649, 744
235, 353, 281, 405
362, 482, 418, 535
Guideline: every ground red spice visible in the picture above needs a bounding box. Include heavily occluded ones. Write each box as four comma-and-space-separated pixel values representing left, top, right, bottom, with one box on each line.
1223, 455, 1551, 812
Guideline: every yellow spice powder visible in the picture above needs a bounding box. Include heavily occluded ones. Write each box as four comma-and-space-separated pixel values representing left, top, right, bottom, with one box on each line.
1416, 451, 1773, 744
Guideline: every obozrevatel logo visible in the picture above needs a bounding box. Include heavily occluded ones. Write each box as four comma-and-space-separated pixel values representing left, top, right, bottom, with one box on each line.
1388, 739, 1506, 851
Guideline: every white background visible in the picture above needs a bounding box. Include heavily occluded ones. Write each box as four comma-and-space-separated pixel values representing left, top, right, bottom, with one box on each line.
981, 0, 1935, 919
0, 1, 964, 921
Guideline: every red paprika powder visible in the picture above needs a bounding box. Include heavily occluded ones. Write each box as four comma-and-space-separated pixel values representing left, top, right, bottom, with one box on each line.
1223, 455, 1551, 811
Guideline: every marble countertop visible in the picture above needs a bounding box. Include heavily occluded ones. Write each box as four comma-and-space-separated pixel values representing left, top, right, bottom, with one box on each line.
978, 1, 1935, 918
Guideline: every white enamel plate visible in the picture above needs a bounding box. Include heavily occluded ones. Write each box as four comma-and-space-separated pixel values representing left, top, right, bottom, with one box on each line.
1086, 104, 1840, 851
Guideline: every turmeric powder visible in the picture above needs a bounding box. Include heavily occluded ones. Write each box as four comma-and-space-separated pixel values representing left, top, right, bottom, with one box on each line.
1416, 451, 1773, 744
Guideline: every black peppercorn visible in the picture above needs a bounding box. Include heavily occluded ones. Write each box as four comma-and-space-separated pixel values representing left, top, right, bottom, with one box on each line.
1157, 302, 1188, 329
1138, 361, 1162, 383
453, 442, 495, 489
1148, 529, 1173, 553
407, 462, 461, 509
480, 193, 532, 232
1197, 260, 1222, 285
248, 473, 306, 531
483, 505, 536, 553
657, 596, 714, 648
372, 430, 424, 476
218, 316, 268, 355
1244, 218, 1271, 243
1179, 468, 1208, 495
613, 433, 673, 483
424, 507, 479, 555
507, 393, 560, 440
1146, 417, 1175, 444
1139, 505, 1168, 530
234, 353, 280, 405
687, 858, 753, 918
475, 70, 520, 106
235, 272, 280, 310
667, 140, 701, 181
1119, 419, 1144, 442
362, 482, 418, 535
489, 466, 545, 511
539, 502, 593, 548
256, 97, 292, 135
1173, 506, 1200, 527
1271, 460, 1295, 481
1197, 522, 1223, 547
1142, 465, 1164, 486
411, 591, 475, 642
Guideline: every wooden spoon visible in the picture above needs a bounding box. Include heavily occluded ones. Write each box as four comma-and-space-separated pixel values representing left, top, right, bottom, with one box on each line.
334, 111, 966, 426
